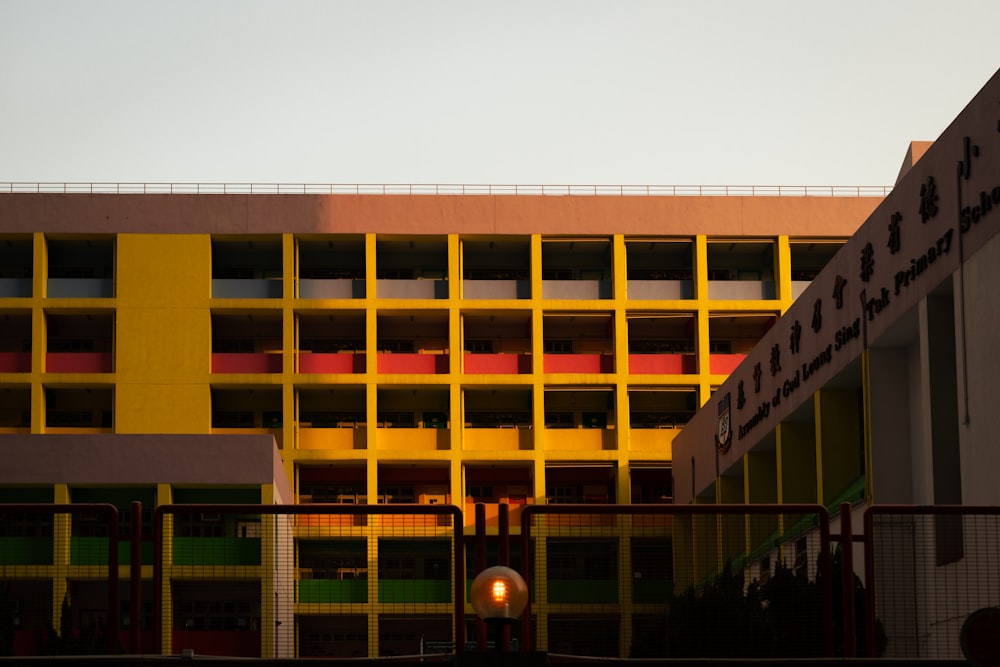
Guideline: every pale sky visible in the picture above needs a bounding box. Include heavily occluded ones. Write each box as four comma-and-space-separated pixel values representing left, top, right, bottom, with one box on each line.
2, 0, 998, 187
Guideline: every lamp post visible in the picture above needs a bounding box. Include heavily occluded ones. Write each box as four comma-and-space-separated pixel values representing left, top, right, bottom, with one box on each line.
469, 565, 528, 653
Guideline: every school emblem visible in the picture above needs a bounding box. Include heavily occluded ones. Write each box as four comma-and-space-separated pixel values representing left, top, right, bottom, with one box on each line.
716, 392, 732, 454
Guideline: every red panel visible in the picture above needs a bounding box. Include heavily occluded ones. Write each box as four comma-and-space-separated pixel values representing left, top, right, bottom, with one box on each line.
376, 353, 449, 374
0, 352, 30, 373
211, 353, 282, 373
463, 353, 531, 374
172, 630, 261, 657
543, 354, 614, 373
299, 352, 365, 373
45, 352, 113, 373
709, 353, 747, 375
628, 353, 696, 374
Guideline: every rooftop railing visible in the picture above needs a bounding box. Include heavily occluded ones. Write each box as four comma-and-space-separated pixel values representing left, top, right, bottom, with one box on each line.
0, 182, 893, 197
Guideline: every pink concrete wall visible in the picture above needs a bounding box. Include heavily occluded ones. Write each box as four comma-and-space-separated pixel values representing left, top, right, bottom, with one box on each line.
0, 192, 880, 237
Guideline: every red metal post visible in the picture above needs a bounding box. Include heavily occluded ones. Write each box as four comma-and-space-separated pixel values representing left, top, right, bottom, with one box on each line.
130, 501, 143, 654
497, 503, 511, 652
840, 502, 856, 657
475, 502, 487, 652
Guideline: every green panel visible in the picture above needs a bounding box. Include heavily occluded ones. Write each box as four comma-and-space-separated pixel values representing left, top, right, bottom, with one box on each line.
72, 486, 155, 506
0, 487, 54, 503
378, 579, 451, 603
117, 540, 155, 565
0, 537, 53, 565
633, 579, 671, 603
70, 537, 113, 565
547, 579, 618, 603
172, 488, 261, 504
172, 537, 261, 565
298, 579, 367, 603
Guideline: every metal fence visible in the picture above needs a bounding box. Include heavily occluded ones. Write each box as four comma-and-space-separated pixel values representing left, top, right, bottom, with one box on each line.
0, 182, 893, 197
863, 505, 1000, 660
3, 501, 998, 662
152, 503, 464, 659
0, 504, 119, 656
520, 503, 832, 659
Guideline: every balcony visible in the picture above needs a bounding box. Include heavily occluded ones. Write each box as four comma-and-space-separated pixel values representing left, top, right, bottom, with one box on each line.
463, 353, 530, 374
47, 237, 115, 298
376, 353, 448, 374
0, 279, 31, 298
544, 354, 614, 373
376, 238, 448, 299
298, 236, 365, 299
707, 240, 776, 300
211, 353, 281, 373
211, 312, 282, 374
299, 279, 365, 299
46, 352, 113, 373
628, 354, 696, 374
46, 312, 114, 373
44, 387, 113, 432
542, 238, 612, 300
298, 352, 365, 373
212, 238, 282, 299
0, 352, 30, 373
0, 237, 32, 297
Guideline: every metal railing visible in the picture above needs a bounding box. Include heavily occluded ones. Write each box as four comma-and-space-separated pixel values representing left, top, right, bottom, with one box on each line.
0, 182, 893, 197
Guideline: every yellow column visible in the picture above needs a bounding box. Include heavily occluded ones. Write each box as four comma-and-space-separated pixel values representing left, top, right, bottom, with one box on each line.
815, 388, 863, 507
775, 235, 793, 309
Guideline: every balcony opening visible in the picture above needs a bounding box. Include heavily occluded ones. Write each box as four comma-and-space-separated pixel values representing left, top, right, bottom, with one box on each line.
44, 387, 113, 430
376, 312, 449, 374
172, 581, 261, 657
211, 387, 282, 432
0, 236, 33, 297
46, 312, 114, 373
0, 387, 30, 429
626, 238, 694, 299
298, 236, 365, 298
541, 238, 612, 299
464, 389, 532, 429
544, 387, 615, 430
543, 313, 614, 373
790, 239, 846, 299
211, 237, 282, 299
211, 312, 282, 373
627, 312, 696, 374
628, 388, 698, 430
630, 466, 673, 503
298, 387, 366, 428
707, 239, 776, 299
299, 464, 366, 504
0, 311, 31, 373
47, 236, 114, 298
708, 313, 778, 375
463, 312, 531, 374
375, 238, 448, 299
462, 237, 530, 299
298, 311, 366, 373
299, 615, 367, 657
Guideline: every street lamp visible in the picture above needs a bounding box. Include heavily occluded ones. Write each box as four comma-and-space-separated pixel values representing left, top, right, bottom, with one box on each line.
469, 565, 528, 652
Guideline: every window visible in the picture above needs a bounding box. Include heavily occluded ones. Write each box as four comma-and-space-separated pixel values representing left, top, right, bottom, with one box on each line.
547, 485, 577, 504
377, 486, 415, 504
464, 340, 494, 353
544, 340, 573, 354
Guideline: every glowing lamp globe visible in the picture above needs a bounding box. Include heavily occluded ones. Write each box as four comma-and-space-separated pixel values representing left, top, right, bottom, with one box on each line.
469, 565, 528, 621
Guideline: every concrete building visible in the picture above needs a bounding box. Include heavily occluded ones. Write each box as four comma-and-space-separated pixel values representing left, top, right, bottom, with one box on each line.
673, 67, 1000, 659
0, 180, 884, 656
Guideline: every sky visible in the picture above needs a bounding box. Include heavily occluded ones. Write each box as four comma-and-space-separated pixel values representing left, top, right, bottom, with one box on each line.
2, 1, 999, 188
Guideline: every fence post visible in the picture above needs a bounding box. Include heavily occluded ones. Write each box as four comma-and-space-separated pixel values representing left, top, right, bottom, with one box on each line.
475, 503, 487, 652
130, 501, 143, 654
498, 503, 511, 652
840, 502, 856, 657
